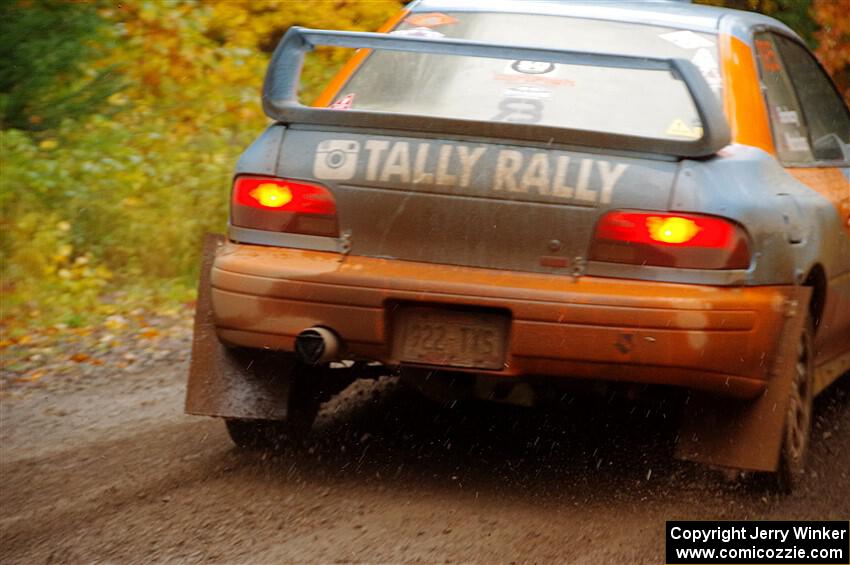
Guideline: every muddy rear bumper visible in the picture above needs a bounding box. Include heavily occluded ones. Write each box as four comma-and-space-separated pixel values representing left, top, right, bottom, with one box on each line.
209, 241, 797, 399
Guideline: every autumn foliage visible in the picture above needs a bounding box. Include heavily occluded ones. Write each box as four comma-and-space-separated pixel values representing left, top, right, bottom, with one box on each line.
1, 0, 401, 328
812, 0, 850, 103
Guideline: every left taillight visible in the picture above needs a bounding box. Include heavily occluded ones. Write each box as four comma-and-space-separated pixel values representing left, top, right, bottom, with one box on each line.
231, 175, 338, 237
589, 210, 751, 270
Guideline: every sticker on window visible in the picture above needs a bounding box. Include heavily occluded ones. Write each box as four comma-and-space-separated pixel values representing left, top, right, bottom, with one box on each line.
784, 132, 810, 152
691, 48, 722, 90
755, 39, 781, 72
666, 118, 703, 139
511, 60, 556, 75
404, 13, 458, 28
776, 107, 800, 126
390, 27, 445, 39
330, 93, 355, 110
494, 61, 573, 87
502, 86, 552, 100
658, 30, 714, 50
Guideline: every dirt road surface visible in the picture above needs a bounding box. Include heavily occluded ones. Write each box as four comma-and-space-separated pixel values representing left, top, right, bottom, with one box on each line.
2, 354, 849, 564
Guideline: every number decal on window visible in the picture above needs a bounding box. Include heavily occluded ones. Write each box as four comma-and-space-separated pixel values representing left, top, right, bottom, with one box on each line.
492, 97, 544, 124
755, 39, 781, 72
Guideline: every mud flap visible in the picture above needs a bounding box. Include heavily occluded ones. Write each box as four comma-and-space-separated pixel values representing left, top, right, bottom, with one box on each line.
675, 286, 812, 472
185, 233, 293, 420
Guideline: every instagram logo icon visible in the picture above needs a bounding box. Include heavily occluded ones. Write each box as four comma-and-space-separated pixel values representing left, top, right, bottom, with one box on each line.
313, 140, 361, 180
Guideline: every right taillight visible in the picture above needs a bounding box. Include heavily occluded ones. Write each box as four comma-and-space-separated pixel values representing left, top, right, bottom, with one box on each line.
589, 210, 751, 270
231, 175, 338, 237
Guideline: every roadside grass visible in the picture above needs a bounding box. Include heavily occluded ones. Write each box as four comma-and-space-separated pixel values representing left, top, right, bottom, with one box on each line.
1, 120, 233, 341
1, 277, 197, 336
0, 276, 198, 393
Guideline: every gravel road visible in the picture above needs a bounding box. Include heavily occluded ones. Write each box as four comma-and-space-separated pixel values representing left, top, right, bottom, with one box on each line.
2, 352, 849, 564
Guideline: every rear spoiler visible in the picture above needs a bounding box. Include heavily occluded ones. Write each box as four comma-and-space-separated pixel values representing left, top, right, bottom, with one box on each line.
263, 27, 731, 159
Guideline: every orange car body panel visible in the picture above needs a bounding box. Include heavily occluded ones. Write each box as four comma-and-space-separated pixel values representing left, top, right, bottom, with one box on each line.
210, 243, 799, 399
719, 34, 775, 155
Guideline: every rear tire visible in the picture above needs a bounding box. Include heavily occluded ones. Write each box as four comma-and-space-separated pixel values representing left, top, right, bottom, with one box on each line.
224, 358, 327, 450
772, 319, 815, 493
225, 419, 294, 450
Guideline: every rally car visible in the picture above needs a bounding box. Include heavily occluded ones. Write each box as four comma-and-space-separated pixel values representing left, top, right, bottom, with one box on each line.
187, 0, 850, 490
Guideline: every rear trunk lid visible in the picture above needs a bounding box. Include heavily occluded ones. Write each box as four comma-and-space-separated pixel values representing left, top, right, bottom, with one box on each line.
275, 127, 680, 274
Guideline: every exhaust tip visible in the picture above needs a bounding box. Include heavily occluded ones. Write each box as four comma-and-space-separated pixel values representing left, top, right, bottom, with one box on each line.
295, 327, 340, 365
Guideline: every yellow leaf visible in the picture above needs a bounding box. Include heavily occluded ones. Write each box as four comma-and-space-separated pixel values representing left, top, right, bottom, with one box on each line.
140, 328, 160, 339
15, 370, 45, 383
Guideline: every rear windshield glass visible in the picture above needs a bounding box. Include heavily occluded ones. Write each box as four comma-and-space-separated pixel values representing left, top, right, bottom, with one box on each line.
329, 13, 722, 142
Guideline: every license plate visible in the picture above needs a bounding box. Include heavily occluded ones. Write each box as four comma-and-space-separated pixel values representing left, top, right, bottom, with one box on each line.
393, 307, 509, 370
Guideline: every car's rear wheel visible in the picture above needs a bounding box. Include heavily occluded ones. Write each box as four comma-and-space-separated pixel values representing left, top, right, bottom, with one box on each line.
225, 419, 295, 450
224, 358, 325, 450
772, 319, 815, 492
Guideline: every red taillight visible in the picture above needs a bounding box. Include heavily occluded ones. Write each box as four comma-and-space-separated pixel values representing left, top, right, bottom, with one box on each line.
589, 211, 751, 270
231, 176, 338, 237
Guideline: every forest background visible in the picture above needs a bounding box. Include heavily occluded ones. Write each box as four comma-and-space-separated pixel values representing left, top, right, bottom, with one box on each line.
1, 0, 848, 338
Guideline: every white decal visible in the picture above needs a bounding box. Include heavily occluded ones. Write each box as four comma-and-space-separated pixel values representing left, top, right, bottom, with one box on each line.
494, 149, 524, 192
552, 156, 573, 198
659, 30, 714, 50
435, 145, 456, 186
784, 132, 811, 152
492, 149, 629, 203
574, 159, 596, 203
364, 140, 390, 181
777, 107, 800, 125
313, 140, 360, 180
456, 146, 486, 187
313, 138, 631, 205
412, 143, 434, 184
390, 27, 444, 39
691, 48, 722, 90
520, 153, 551, 195
380, 141, 411, 183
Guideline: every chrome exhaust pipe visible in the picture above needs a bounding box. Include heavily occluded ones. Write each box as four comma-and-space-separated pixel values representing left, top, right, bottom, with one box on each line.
294, 327, 341, 365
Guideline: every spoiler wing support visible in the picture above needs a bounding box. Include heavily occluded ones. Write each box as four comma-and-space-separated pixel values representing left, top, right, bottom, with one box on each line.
263, 27, 731, 159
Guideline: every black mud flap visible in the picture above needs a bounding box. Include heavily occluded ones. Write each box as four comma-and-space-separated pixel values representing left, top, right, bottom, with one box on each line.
675, 286, 812, 472
184, 233, 293, 420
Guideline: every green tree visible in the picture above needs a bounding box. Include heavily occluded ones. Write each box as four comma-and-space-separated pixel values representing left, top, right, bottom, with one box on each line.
0, 0, 119, 131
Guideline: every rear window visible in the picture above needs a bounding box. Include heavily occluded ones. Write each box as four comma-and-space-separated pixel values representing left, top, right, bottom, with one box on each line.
330, 12, 722, 142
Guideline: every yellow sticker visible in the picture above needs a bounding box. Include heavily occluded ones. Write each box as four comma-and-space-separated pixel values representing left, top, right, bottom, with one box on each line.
666, 119, 703, 139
